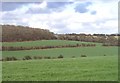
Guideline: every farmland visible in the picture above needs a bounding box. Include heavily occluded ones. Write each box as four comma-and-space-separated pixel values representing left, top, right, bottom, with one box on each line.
1, 1, 119, 81
2, 45, 117, 59
2, 40, 118, 81
2, 56, 118, 81
2, 40, 100, 47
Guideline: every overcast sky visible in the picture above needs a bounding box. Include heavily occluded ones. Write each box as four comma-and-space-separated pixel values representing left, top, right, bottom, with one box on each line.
1, 0, 118, 34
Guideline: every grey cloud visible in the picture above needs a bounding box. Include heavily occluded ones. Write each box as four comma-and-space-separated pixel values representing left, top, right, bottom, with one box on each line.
75, 2, 92, 13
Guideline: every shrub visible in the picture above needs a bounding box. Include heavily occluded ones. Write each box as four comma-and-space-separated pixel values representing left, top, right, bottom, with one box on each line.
33, 56, 42, 59
23, 58, 26, 60
72, 56, 75, 58
24, 56, 32, 60
58, 54, 63, 58
81, 55, 87, 57
5, 57, 12, 61
3, 56, 18, 61
104, 54, 106, 56
44, 56, 51, 59
76, 43, 78, 46
11, 57, 18, 61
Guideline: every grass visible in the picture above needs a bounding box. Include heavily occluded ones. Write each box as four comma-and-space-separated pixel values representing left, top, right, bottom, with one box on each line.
2, 40, 118, 81
2, 40, 101, 47
2, 56, 118, 81
2, 46, 118, 59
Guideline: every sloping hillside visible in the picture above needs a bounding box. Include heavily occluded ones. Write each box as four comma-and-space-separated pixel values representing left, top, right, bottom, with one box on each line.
2, 25, 56, 42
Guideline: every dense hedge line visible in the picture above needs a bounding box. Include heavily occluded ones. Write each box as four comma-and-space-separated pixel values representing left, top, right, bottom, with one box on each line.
2, 44, 96, 51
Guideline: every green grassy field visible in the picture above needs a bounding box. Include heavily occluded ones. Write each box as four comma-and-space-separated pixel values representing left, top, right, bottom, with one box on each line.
2, 46, 118, 59
2, 56, 118, 81
3, 40, 101, 47
2, 40, 118, 81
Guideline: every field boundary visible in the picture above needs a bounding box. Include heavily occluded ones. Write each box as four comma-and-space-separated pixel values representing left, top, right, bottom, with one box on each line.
2, 43, 96, 51
1, 81, 119, 83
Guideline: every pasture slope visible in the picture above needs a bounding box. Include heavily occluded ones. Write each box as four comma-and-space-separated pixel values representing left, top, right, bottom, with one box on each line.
2, 56, 117, 81
3, 40, 101, 47
2, 40, 118, 81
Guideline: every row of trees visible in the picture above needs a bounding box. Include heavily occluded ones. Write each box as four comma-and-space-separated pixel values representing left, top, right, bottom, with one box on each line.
2, 43, 96, 51
56, 34, 119, 46
1, 24, 120, 46
2, 25, 56, 42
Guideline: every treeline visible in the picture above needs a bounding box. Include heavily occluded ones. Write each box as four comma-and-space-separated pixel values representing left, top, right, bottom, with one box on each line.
2, 25, 56, 42
2, 43, 96, 51
2, 24, 120, 46
56, 34, 119, 46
